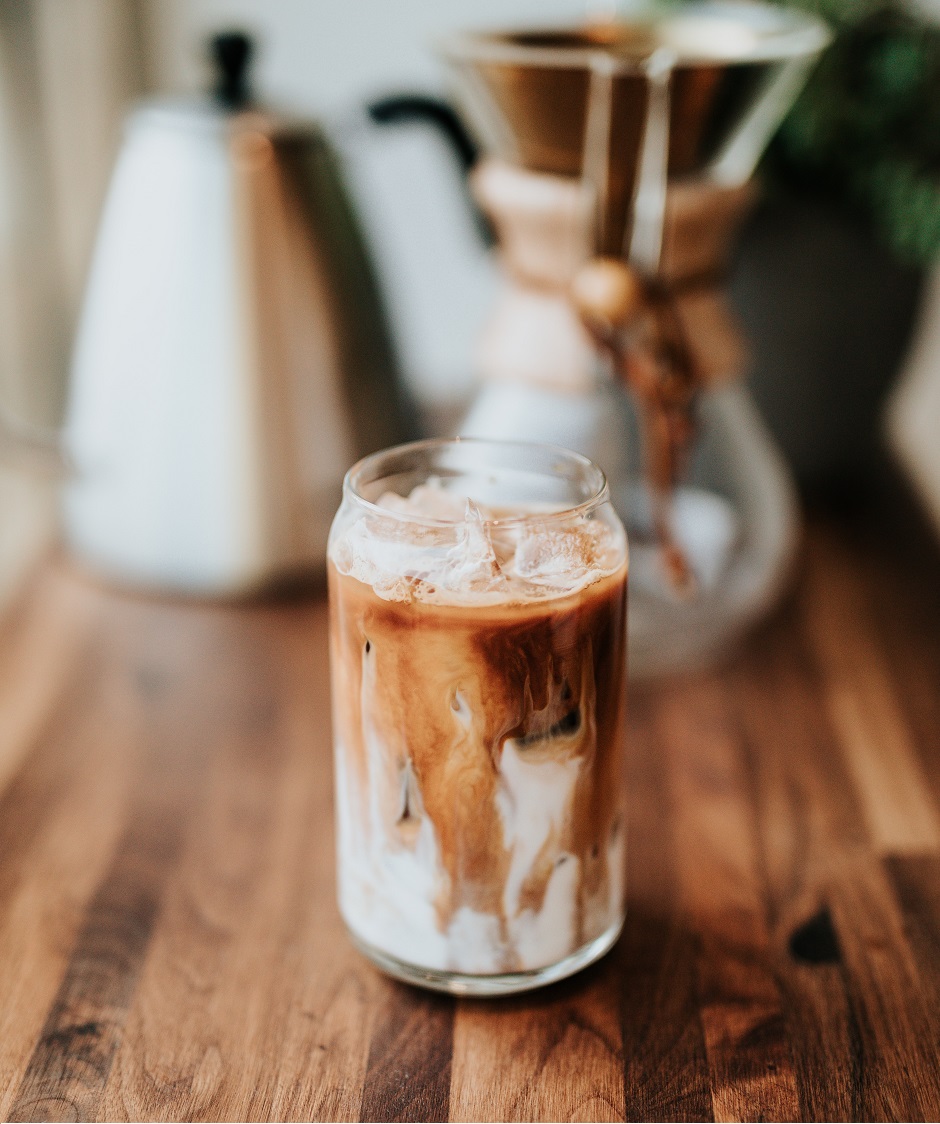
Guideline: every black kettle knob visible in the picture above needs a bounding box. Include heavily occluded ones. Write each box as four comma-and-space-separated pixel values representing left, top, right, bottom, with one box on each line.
210, 31, 254, 108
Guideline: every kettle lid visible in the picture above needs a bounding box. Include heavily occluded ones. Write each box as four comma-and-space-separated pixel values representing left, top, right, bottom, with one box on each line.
210, 30, 254, 108
125, 30, 314, 141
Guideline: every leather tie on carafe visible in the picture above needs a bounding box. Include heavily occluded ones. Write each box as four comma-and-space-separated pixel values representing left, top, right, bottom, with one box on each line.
571, 48, 754, 593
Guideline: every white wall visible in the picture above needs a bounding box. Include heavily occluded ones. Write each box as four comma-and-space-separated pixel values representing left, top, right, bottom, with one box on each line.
139, 0, 587, 112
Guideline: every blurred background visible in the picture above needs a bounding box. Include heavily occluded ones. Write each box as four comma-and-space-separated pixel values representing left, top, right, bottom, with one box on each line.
0, 0, 938, 659
0, 0, 578, 603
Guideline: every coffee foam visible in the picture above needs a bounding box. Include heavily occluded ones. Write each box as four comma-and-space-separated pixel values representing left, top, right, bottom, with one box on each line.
330, 479, 626, 605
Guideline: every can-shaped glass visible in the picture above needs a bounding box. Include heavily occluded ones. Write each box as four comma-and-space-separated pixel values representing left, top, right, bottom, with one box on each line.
327, 438, 628, 995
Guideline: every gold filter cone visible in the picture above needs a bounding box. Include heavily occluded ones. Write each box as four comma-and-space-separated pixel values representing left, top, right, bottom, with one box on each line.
442, 4, 831, 259
473, 56, 650, 257
448, 29, 655, 257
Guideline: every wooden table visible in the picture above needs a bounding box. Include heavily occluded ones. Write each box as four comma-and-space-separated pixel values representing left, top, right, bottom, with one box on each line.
0, 503, 938, 1123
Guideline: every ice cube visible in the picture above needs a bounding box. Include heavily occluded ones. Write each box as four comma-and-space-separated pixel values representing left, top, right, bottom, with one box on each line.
438, 499, 503, 592
377, 478, 487, 523
513, 521, 598, 588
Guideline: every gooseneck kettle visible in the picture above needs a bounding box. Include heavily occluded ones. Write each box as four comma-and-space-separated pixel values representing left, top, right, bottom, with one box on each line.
7, 33, 410, 594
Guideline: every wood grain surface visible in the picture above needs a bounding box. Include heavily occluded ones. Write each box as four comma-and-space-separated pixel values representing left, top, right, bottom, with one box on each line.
0, 504, 938, 1123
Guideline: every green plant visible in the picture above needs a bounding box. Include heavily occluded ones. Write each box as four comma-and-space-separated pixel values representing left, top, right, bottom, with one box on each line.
767, 0, 940, 262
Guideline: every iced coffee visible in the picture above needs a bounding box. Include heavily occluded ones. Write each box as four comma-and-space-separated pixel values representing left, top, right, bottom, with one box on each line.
328, 439, 627, 994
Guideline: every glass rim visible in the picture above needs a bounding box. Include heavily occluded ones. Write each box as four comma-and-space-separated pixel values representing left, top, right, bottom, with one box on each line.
438, 2, 831, 72
343, 437, 611, 529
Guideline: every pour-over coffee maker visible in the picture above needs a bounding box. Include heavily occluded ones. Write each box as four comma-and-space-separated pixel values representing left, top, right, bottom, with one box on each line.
439, 0, 831, 675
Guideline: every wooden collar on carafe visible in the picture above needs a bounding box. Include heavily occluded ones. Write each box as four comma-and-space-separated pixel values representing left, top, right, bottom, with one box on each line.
473, 160, 756, 591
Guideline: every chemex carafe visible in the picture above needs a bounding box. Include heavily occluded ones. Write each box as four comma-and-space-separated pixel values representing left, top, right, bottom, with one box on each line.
436, 1, 830, 673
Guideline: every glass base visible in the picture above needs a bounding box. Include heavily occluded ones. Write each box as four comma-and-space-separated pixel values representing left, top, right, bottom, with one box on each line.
348, 916, 624, 997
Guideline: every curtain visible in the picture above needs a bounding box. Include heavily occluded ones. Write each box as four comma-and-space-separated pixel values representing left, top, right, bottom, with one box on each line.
0, 0, 143, 604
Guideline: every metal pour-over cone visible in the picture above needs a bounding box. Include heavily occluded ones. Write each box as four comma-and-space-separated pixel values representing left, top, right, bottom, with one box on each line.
441, 1, 830, 261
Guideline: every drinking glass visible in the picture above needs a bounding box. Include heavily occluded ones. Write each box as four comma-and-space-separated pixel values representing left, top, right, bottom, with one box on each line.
327, 438, 628, 995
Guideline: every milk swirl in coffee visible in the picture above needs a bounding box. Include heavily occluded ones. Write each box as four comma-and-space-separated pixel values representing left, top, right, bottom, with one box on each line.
328, 453, 627, 983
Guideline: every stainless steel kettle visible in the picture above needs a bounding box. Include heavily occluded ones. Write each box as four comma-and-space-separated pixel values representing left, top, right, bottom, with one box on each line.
58, 33, 410, 594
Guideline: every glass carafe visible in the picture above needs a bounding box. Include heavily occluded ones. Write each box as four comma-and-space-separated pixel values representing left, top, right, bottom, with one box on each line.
440, 0, 830, 675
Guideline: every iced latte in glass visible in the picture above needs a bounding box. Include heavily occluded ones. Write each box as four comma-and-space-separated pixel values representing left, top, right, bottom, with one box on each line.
328, 439, 627, 994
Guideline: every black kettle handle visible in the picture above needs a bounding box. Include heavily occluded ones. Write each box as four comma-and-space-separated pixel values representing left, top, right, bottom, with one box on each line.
366, 93, 494, 245
368, 94, 480, 171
